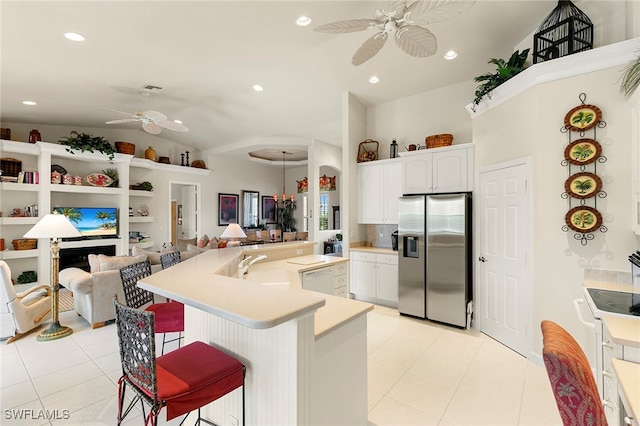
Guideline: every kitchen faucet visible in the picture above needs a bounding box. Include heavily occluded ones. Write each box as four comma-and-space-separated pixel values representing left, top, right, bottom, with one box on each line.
237, 254, 268, 278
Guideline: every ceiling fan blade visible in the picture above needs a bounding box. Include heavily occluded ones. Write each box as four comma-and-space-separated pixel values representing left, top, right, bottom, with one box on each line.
352, 32, 388, 66
379, 0, 408, 19
142, 122, 162, 135
395, 25, 437, 57
404, 0, 476, 26
141, 110, 167, 123
105, 108, 138, 118
157, 120, 189, 132
314, 19, 378, 34
105, 118, 140, 124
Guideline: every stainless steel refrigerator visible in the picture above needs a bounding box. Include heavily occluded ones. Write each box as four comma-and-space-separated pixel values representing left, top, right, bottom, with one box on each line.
398, 193, 471, 328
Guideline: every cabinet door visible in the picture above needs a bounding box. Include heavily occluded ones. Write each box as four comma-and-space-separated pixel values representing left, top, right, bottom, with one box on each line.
402, 156, 432, 194
431, 148, 469, 193
358, 163, 384, 223
350, 259, 376, 298
384, 161, 403, 224
376, 262, 398, 303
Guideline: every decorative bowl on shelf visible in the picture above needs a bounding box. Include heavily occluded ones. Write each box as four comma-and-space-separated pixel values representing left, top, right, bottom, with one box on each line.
86, 173, 113, 187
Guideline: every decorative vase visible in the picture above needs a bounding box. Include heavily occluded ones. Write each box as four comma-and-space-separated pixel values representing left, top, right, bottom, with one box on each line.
145, 146, 157, 161
28, 129, 41, 144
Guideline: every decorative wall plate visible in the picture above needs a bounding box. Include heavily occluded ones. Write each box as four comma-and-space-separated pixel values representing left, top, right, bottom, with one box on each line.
565, 206, 602, 233
86, 173, 113, 187
564, 172, 602, 199
564, 104, 602, 132
564, 139, 601, 165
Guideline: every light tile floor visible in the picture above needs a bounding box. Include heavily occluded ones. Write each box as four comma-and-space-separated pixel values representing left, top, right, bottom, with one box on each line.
0, 306, 562, 425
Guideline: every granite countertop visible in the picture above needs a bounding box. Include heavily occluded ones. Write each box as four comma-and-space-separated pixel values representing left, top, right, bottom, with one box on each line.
349, 246, 397, 255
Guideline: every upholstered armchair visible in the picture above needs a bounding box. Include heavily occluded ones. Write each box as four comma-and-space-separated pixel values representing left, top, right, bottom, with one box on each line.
0, 260, 52, 343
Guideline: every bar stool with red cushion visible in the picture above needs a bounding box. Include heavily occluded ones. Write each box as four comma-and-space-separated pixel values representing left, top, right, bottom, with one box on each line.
119, 260, 183, 355
113, 297, 246, 425
541, 320, 607, 426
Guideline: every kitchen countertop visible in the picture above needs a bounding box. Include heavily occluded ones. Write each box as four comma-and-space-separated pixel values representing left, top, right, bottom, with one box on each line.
246, 254, 372, 338
349, 246, 397, 255
611, 358, 640, 424
583, 280, 640, 347
139, 246, 372, 338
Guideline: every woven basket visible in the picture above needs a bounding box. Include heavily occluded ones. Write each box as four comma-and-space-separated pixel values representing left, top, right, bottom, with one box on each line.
357, 139, 379, 163
12, 239, 37, 250
115, 141, 136, 155
425, 134, 453, 149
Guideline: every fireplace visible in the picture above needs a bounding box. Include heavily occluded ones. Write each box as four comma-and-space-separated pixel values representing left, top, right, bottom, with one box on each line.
60, 245, 116, 272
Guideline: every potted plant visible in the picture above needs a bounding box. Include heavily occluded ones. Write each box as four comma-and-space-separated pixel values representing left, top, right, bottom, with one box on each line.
101, 168, 119, 187
276, 200, 297, 232
59, 131, 116, 162
620, 51, 640, 96
472, 49, 530, 111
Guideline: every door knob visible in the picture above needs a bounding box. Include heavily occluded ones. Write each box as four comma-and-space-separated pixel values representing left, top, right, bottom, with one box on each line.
478, 256, 487, 262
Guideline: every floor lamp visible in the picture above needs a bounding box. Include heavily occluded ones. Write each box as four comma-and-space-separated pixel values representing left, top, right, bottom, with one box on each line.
23, 212, 81, 341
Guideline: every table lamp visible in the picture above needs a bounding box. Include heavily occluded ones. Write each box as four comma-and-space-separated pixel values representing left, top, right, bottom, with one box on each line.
24, 212, 81, 341
220, 223, 246, 247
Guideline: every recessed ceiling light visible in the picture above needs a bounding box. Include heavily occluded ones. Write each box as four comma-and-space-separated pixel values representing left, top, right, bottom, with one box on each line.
296, 16, 312, 26
444, 50, 458, 60
368, 76, 380, 84
253, 84, 264, 92
64, 32, 85, 42
22, 100, 37, 106
174, 120, 183, 125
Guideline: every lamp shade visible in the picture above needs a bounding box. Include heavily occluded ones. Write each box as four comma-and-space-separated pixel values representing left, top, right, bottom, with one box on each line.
23, 212, 82, 239
220, 223, 246, 239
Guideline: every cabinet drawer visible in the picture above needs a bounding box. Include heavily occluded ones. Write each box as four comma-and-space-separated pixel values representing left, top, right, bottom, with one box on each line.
335, 286, 347, 298
350, 251, 376, 262
334, 274, 347, 289
376, 253, 398, 265
333, 262, 348, 275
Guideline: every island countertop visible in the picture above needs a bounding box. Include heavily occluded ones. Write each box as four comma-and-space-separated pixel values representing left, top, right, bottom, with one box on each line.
138, 244, 372, 336
138, 244, 326, 329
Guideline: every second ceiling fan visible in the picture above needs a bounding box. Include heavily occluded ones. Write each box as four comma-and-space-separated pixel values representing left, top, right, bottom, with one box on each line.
314, 0, 476, 66
105, 109, 188, 135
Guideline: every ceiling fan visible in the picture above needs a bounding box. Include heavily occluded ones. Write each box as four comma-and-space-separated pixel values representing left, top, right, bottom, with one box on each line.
314, 0, 476, 66
105, 109, 189, 135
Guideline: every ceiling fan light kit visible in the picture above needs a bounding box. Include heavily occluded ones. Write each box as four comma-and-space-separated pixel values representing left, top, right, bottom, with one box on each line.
314, 0, 475, 66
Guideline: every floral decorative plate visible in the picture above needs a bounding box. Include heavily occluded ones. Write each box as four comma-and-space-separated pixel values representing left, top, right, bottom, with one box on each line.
564, 139, 601, 165
565, 206, 602, 233
564, 104, 602, 132
564, 172, 602, 199
86, 173, 113, 187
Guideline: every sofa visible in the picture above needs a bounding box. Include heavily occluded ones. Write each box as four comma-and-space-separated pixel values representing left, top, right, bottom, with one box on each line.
59, 248, 198, 328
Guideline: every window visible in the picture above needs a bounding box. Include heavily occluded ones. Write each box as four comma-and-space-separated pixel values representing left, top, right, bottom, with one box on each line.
319, 194, 329, 231
302, 195, 309, 232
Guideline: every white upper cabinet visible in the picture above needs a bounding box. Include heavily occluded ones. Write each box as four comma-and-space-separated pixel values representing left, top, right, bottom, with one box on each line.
400, 143, 474, 194
358, 158, 402, 224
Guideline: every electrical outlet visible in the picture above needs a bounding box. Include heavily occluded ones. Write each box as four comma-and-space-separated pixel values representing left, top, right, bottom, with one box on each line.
230, 415, 239, 426
296, 249, 303, 255
379, 230, 383, 237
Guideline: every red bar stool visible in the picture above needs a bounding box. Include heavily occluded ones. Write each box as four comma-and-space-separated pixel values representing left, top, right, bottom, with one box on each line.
113, 297, 246, 425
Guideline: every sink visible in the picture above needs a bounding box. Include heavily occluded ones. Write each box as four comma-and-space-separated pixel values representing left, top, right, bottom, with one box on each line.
244, 269, 290, 289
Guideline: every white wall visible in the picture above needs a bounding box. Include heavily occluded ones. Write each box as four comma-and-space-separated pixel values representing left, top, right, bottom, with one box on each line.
344, 93, 367, 249
473, 66, 639, 357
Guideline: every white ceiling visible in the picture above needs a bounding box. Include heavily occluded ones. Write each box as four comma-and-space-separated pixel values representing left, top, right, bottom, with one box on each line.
1, 0, 558, 157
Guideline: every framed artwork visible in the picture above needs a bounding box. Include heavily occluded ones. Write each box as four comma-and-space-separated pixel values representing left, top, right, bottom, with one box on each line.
262, 196, 276, 224
218, 193, 238, 226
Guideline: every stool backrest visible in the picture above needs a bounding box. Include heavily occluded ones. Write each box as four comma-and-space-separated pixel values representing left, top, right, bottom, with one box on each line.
113, 297, 157, 397
160, 251, 181, 270
119, 261, 153, 309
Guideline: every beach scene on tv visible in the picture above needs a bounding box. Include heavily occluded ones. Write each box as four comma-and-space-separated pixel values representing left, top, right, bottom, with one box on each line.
54, 207, 118, 237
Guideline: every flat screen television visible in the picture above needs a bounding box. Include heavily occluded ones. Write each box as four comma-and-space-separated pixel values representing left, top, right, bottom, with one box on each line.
53, 207, 119, 239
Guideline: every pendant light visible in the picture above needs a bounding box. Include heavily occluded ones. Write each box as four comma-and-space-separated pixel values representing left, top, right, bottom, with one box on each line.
273, 151, 294, 204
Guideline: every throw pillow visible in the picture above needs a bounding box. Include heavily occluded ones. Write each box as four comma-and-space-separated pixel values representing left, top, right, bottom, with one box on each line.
177, 238, 197, 252
187, 243, 207, 253
197, 234, 210, 248
131, 246, 163, 265
95, 253, 147, 272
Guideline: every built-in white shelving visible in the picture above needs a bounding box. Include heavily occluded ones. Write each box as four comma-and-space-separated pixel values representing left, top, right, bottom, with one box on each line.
129, 216, 154, 223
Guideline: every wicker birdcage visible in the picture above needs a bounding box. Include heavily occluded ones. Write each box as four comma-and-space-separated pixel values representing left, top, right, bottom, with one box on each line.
533, 0, 593, 64
357, 139, 379, 163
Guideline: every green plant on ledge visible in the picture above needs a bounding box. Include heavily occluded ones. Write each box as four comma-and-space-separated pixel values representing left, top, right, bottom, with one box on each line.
16, 271, 37, 284
620, 51, 640, 96
59, 131, 116, 162
101, 168, 119, 187
472, 49, 530, 111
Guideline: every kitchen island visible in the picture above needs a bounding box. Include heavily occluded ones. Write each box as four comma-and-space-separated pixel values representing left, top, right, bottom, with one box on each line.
138, 242, 373, 425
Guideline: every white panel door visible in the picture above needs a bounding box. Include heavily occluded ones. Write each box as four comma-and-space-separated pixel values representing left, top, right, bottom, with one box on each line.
477, 161, 530, 356
181, 186, 197, 239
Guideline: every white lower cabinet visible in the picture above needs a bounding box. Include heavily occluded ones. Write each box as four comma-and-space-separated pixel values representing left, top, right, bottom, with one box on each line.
301, 262, 349, 297
350, 250, 398, 306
